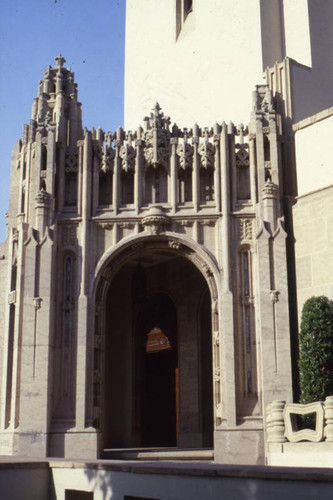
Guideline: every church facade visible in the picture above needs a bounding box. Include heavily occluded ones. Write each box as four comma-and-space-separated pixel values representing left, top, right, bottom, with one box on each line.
0, 0, 332, 465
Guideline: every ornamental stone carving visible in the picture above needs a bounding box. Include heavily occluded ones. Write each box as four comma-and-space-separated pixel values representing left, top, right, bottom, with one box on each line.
238, 219, 253, 242
168, 240, 181, 250
65, 147, 78, 173
119, 143, 136, 172
101, 144, 115, 173
143, 103, 170, 170
199, 219, 216, 227
177, 133, 193, 170
142, 205, 170, 235
235, 144, 249, 168
254, 85, 275, 115
35, 189, 50, 208
262, 180, 278, 199
178, 220, 194, 227
198, 141, 214, 169
266, 400, 287, 443
284, 402, 324, 443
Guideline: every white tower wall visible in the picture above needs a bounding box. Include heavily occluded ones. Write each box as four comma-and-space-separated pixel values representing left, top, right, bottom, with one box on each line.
124, 0, 279, 128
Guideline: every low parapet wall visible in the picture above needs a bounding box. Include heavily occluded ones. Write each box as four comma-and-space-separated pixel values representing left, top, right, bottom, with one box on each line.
1, 459, 333, 499
266, 398, 333, 467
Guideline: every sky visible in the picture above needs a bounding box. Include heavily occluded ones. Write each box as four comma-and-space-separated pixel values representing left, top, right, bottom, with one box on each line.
0, 0, 126, 242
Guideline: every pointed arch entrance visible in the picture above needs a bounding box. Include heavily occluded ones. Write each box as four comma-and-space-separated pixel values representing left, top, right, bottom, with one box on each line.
96, 238, 217, 451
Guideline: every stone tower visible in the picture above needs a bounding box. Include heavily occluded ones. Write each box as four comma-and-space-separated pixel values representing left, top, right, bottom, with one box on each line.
0, 44, 296, 463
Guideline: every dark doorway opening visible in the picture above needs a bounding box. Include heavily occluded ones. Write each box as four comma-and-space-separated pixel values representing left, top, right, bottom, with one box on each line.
136, 293, 178, 447
102, 249, 214, 452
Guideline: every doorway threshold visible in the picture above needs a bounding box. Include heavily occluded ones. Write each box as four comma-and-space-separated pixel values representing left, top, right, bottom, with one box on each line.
101, 448, 214, 461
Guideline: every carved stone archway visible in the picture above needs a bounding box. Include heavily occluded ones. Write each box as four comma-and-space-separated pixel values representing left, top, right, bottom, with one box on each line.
91, 234, 221, 453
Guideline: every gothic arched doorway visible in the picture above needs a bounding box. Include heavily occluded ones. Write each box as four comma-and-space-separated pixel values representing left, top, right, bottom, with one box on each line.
101, 245, 214, 451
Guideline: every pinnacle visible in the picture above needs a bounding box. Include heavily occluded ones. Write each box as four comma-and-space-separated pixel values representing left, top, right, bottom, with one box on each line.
55, 54, 66, 68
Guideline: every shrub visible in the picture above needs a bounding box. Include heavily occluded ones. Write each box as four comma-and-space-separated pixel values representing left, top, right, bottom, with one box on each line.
298, 296, 333, 404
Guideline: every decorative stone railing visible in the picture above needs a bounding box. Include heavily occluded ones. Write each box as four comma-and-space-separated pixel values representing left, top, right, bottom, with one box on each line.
266, 397, 333, 443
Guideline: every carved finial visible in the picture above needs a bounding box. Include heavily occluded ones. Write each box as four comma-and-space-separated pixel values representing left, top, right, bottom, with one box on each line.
238, 124, 245, 144
144, 103, 170, 131
153, 102, 161, 115
55, 54, 66, 68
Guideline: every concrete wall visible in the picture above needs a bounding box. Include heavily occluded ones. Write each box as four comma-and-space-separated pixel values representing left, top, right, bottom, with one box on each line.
293, 185, 333, 322
124, 0, 267, 128
2, 459, 333, 499
49, 461, 333, 500
288, 0, 333, 123
294, 111, 333, 196
0, 461, 49, 500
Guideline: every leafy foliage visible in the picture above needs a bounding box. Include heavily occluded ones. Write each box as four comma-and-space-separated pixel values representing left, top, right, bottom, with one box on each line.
298, 296, 333, 403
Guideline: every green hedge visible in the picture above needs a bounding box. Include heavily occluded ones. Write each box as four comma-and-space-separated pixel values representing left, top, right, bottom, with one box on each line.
298, 296, 333, 404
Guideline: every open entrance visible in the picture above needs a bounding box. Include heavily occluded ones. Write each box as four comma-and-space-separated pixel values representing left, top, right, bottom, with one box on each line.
137, 293, 178, 447
102, 246, 214, 451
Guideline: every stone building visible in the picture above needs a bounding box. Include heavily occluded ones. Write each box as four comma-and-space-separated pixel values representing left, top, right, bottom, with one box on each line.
0, 0, 332, 466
